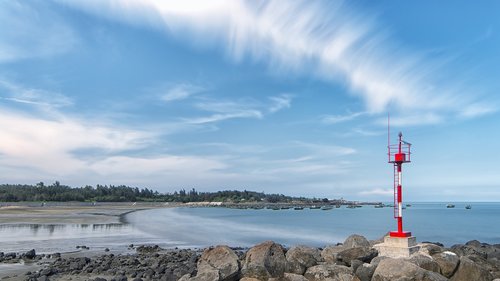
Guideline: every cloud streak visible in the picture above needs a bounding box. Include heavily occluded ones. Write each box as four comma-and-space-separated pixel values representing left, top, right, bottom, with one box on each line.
53, 0, 496, 123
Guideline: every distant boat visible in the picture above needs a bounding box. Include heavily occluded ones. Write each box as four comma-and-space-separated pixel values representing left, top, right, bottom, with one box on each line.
310, 205, 321, 209
271, 207, 280, 210
280, 206, 290, 210
406, 204, 412, 207
335, 204, 341, 208
374, 204, 384, 208
321, 206, 333, 210
294, 206, 304, 210
447, 204, 455, 208
465, 205, 472, 209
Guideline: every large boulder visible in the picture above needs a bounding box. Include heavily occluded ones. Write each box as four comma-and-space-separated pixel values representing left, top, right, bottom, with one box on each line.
285, 245, 322, 275
432, 251, 460, 278
337, 247, 378, 266
303, 264, 353, 281
344, 235, 370, 248
354, 263, 376, 281
321, 245, 345, 263
450, 256, 492, 281
407, 253, 440, 273
241, 241, 286, 280
372, 258, 447, 281
196, 245, 240, 281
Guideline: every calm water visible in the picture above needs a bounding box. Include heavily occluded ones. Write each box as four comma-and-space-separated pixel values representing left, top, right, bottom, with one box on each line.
0, 203, 499, 253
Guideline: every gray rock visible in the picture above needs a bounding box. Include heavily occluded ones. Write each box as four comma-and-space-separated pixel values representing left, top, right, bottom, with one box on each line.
241, 241, 286, 280
196, 245, 239, 281
419, 243, 444, 256
337, 247, 378, 266
350, 259, 363, 272
303, 264, 353, 281
344, 234, 370, 248
355, 263, 376, 281
432, 251, 460, 278
372, 258, 447, 281
450, 256, 493, 281
24, 249, 36, 259
285, 245, 322, 275
274, 273, 309, 281
321, 245, 345, 263
407, 253, 440, 273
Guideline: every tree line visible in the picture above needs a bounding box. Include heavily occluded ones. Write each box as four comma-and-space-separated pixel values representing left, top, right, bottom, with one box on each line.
0, 182, 319, 203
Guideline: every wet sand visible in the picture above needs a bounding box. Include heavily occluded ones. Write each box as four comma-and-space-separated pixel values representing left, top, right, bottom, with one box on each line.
0, 202, 181, 225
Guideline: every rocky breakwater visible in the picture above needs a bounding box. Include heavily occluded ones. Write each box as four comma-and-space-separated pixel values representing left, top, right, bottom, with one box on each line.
4, 235, 500, 281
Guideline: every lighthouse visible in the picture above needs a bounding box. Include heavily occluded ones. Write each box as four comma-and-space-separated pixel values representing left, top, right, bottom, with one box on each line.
389, 131, 411, 237
374, 128, 419, 258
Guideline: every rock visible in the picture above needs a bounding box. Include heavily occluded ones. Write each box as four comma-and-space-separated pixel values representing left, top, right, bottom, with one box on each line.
432, 251, 460, 278
5, 252, 16, 259
241, 241, 286, 280
419, 243, 444, 256
350, 259, 363, 272
196, 245, 239, 281
285, 245, 322, 275
303, 264, 353, 281
24, 249, 36, 259
355, 263, 375, 281
337, 247, 378, 266
344, 234, 370, 248
280, 272, 309, 281
450, 244, 488, 259
372, 258, 447, 281
69, 257, 90, 271
450, 256, 492, 281
105, 248, 110, 252
407, 253, 440, 273
321, 245, 345, 263
370, 256, 388, 267
240, 278, 261, 281
94, 278, 107, 281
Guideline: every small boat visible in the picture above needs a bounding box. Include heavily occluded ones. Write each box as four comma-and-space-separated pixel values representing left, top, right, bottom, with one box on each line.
309, 205, 321, 209
465, 205, 472, 209
280, 206, 290, 210
406, 204, 411, 207
321, 206, 333, 210
271, 207, 280, 210
446, 204, 455, 208
374, 204, 384, 208
294, 206, 304, 210
335, 204, 341, 208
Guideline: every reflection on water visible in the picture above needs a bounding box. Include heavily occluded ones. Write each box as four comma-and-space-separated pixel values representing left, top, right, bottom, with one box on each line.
0, 223, 153, 253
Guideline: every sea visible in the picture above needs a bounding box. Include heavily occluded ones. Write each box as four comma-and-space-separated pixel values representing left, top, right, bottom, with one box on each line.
1, 202, 499, 253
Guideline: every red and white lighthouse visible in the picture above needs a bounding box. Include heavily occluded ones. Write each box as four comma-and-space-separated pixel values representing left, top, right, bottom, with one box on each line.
388, 131, 412, 238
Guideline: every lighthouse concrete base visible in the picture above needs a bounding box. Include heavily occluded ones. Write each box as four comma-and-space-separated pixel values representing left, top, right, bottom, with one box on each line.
374, 236, 419, 258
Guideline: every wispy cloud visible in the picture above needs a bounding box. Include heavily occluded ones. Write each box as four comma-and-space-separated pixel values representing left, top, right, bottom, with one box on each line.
185, 100, 263, 124
322, 111, 366, 124
268, 94, 292, 113
161, 83, 204, 103
54, 0, 496, 124
0, 79, 73, 109
0, 1, 77, 63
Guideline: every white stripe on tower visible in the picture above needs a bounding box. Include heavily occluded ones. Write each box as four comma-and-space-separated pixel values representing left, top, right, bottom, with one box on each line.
398, 171, 402, 186
398, 202, 402, 218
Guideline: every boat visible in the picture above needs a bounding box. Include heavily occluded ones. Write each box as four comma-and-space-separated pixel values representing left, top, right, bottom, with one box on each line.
321, 206, 333, 210
465, 205, 472, 209
406, 204, 412, 207
309, 205, 321, 209
446, 204, 455, 208
271, 207, 280, 210
294, 206, 304, 210
374, 204, 384, 208
280, 206, 290, 210
335, 204, 341, 208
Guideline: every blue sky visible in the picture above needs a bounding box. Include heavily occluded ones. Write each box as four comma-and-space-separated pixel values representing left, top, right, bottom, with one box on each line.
1, 1, 499, 201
